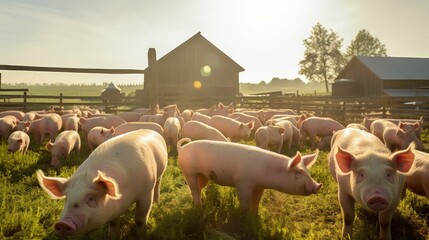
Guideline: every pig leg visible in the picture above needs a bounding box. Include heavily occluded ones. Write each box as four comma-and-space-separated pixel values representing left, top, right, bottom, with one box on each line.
250, 188, 265, 213
153, 178, 161, 203
339, 191, 355, 238
135, 190, 155, 240
236, 184, 256, 212
184, 174, 208, 205
378, 211, 393, 240
108, 217, 120, 240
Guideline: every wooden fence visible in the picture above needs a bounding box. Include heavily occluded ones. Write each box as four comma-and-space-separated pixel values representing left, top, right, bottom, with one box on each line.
0, 90, 428, 128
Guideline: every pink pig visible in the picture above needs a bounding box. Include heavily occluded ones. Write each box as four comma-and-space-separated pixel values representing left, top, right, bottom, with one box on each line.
37, 129, 168, 239
65, 116, 80, 131
255, 125, 285, 153
177, 138, 321, 213
405, 150, 429, 199
87, 126, 114, 151
46, 130, 81, 167
7, 131, 30, 153
163, 117, 182, 152
18, 113, 62, 145
207, 115, 254, 142
112, 122, 164, 137
299, 116, 344, 148
181, 120, 230, 142
79, 116, 106, 140
0, 116, 18, 140
328, 128, 416, 240
117, 111, 143, 122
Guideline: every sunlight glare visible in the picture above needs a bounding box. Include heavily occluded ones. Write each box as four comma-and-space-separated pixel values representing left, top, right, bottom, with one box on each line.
193, 80, 202, 89
200, 65, 211, 77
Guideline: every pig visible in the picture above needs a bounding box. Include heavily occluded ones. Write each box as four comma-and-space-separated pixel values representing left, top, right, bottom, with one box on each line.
87, 126, 114, 152
112, 122, 164, 138
36, 129, 168, 239
299, 116, 344, 148
346, 123, 369, 132
117, 111, 143, 122
103, 115, 126, 129
180, 109, 194, 123
7, 131, 30, 153
255, 125, 285, 153
195, 106, 216, 116
316, 135, 332, 150
162, 104, 180, 117
133, 104, 159, 115
370, 119, 425, 151
46, 130, 81, 167
181, 120, 230, 142
60, 113, 79, 129
139, 111, 168, 126
211, 102, 234, 116
0, 110, 24, 120
191, 112, 211, 124
17, 113, 62, 145
404, 150, 429, 199
328, 128, 417, 240
228, 112, 263, 137
177, 138, 321, 213
363, 116, 423, 139
79, 116, 107, 140
163, 117, 181, 152
0, 116, 18, 141
207, 115, 254, 142
65, 116, 80, 131
273, 120, 298, 151
257, 109, 297, 125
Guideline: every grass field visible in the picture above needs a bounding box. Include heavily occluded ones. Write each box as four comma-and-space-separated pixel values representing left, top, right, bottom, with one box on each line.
1, 129, 429, 240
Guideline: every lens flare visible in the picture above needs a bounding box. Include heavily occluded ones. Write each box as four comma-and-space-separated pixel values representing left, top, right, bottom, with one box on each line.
200, 65, 211, 77
193, 80, 202, 89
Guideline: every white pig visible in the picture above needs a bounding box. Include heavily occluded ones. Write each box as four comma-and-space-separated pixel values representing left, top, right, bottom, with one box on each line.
46, 130, 81, 167
181, 120, 229, 142
404, 150, 429, 199
163, 117, 181, 152
87, 126, 114, 152
300, 116, 344, 148
17, 113, 62, 145
7, 131, 30, 153
65, 116, 80, 131
112, 122, 164, 137
0, 116, 18, 141
254, 125, 285, 153
177, 138, 321, 213
207, 115, 254, 142
328, 128, 416, 240
37, 129, 168, 239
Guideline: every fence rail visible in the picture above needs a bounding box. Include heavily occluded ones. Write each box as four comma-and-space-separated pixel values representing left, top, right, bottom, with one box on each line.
0, 91, 428, 128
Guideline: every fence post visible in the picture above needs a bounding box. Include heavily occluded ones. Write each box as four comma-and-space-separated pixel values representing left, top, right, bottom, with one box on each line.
23, 91, 27, 111
148, 48, 158, 114
59, 93, 63, 105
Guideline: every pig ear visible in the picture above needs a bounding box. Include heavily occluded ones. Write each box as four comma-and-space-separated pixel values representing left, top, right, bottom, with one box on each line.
288, 152, 302, 169
93, 170, 122, 200
334, 146, 355, 174
390, 142, 416, 175
46, 141, 54, 151
36, 169, 67, 199
247, 121, 255, 129
413, 122, 420, 129
301, 149, 319, 168
110, 127, 115, 134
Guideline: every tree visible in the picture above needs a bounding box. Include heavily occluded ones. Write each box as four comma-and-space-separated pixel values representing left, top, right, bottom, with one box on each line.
299, 23, 345, 93
345, 29, 387, 61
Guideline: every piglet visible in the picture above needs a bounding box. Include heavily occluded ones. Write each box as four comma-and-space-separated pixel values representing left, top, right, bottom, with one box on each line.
46, 130, 81, 167
181, 120, 229, 142
37, 129, 168, 239
177, 138, 321, 213
207, 115, 254, 142
254, 125, 285, 153
87, 126, 114, 152
328, 128, 416, 240
7, 131, 30, 153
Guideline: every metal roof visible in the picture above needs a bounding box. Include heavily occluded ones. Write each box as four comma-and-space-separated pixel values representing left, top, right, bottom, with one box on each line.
357, 56, 429, 80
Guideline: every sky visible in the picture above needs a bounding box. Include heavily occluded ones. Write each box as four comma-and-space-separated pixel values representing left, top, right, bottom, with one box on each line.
0, 0, 428, 85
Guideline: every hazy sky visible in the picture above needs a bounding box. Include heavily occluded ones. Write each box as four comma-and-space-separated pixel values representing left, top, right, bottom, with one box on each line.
0, 0, 428, 85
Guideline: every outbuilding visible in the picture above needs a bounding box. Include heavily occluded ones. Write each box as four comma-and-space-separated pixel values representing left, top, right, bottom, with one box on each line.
143, 32, 245, 97
334, 56, 429, 97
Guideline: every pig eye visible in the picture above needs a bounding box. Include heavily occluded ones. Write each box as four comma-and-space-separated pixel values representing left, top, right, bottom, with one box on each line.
356, 170, 364, 184
73, 203, 80, 208
386, 170, 395, 183
294, 170, 304, 178
88, 195, 98, 208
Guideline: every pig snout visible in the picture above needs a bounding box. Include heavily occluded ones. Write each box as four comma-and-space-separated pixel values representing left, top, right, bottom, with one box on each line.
366, 192, 388, 211
54, 217, 81, 236
305, 182, 322, 195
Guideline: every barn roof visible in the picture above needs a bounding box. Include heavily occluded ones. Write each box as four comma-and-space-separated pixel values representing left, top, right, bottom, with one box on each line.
356, 56, 429, 80
146, 32, 245, 72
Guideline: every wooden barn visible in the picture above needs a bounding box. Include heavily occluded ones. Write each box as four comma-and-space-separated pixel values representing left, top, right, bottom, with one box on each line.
143, 32, 244, 97
333, 56, 429, 97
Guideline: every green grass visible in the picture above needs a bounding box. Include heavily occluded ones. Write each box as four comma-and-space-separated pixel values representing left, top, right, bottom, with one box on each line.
1, 133, 429, 239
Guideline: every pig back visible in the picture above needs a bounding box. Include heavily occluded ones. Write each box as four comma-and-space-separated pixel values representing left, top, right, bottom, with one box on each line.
76, 129, 168, 194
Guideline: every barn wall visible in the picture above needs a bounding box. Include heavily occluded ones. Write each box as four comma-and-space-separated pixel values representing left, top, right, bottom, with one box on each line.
337, 60, 383, 96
